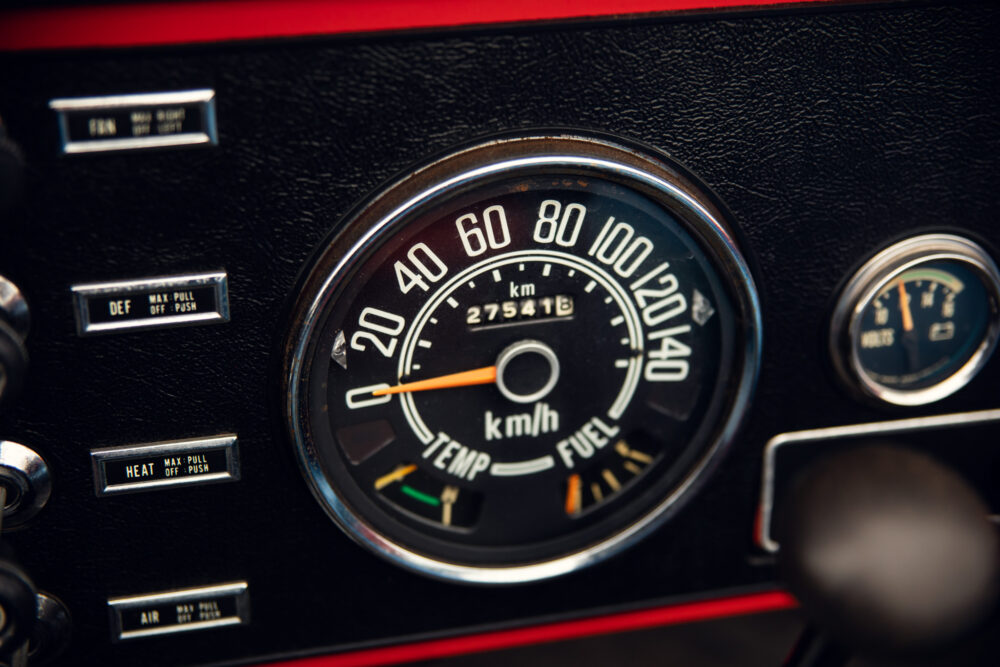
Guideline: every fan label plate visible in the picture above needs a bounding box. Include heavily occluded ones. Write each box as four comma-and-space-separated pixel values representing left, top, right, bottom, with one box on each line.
49, 89, 218, 154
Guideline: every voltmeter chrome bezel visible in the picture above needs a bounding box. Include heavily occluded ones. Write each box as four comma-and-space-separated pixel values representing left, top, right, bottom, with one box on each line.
283, 134, 762, 584
830, 234, 1000, 406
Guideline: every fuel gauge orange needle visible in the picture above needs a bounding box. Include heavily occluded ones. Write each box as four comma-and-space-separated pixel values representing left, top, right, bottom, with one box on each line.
372, 366, 497, 396
565, 474, 582, 515
897, 280, 914, 332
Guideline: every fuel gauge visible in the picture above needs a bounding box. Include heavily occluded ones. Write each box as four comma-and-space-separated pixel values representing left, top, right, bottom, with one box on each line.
831, 234, 1000, 406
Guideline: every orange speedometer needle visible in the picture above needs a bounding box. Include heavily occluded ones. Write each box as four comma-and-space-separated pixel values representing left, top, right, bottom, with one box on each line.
897, 280, 914, 332
372, 366, 497, 396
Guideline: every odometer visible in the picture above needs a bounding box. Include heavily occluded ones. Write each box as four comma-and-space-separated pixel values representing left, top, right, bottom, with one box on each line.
284, 134, 761, 583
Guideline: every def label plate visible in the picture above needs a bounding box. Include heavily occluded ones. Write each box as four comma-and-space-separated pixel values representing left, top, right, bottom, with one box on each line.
72, 271, 229, 335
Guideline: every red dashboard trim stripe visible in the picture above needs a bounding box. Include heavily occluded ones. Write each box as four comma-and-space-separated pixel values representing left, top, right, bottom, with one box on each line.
257, 590, 798, 667
3, 1, 799, 663
0, 0, 833, 52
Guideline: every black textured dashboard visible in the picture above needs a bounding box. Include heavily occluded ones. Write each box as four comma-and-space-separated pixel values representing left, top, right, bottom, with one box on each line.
0, 2, 999, 665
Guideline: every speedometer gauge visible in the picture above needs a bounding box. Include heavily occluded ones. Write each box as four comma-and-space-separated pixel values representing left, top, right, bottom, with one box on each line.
283, 134, 761, 583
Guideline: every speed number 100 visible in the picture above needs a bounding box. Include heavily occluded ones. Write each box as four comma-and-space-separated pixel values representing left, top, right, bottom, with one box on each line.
387, 199, 694, 381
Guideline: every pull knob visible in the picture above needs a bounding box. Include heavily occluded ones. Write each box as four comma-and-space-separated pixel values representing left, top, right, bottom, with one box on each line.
777, 445, 1000, 660
26, 593, 70, 666
0, 461, 46, 666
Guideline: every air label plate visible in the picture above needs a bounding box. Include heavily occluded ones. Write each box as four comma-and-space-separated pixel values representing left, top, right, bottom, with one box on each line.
108, 582, 249, 641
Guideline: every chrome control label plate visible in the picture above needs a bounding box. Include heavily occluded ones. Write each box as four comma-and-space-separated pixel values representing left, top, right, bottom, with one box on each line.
108, 582, 249, 641
72, 271, 229, 335
49, 89, 218, 154
91, 434, 240, 496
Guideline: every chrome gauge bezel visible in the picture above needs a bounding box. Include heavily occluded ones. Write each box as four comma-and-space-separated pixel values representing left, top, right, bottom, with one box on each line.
830, 234, 1000, 406
283, 134, 762, 584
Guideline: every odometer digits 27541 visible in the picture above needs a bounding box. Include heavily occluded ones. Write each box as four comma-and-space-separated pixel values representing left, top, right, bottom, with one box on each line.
284, 135, 761, 583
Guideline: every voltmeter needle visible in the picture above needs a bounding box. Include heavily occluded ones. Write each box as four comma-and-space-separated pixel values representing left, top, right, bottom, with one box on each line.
898, 280, 914, 332
372, 366, 497, 396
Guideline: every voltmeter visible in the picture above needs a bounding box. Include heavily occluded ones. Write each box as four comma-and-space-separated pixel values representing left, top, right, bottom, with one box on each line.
831, 234, 1000, 406
283, 134, 761, 583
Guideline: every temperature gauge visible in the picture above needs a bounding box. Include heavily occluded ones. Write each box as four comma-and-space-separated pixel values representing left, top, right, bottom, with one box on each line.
831, 234, 1000, 405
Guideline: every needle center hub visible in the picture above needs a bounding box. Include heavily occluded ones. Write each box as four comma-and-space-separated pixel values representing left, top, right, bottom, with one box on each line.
495, 340, 560, 404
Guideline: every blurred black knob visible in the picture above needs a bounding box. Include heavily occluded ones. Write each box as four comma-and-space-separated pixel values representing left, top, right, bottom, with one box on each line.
777, 445, 1000, 658
0, 123, 24, 215
27, 593, 70, 665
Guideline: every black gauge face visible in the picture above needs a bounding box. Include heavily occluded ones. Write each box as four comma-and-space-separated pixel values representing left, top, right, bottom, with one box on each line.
856, 261, 989, 390
286, 137, 760, 582
833, 234, 1000, 407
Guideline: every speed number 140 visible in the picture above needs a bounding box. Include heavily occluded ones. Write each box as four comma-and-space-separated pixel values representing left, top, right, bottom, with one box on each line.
383, 198, 694, 382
